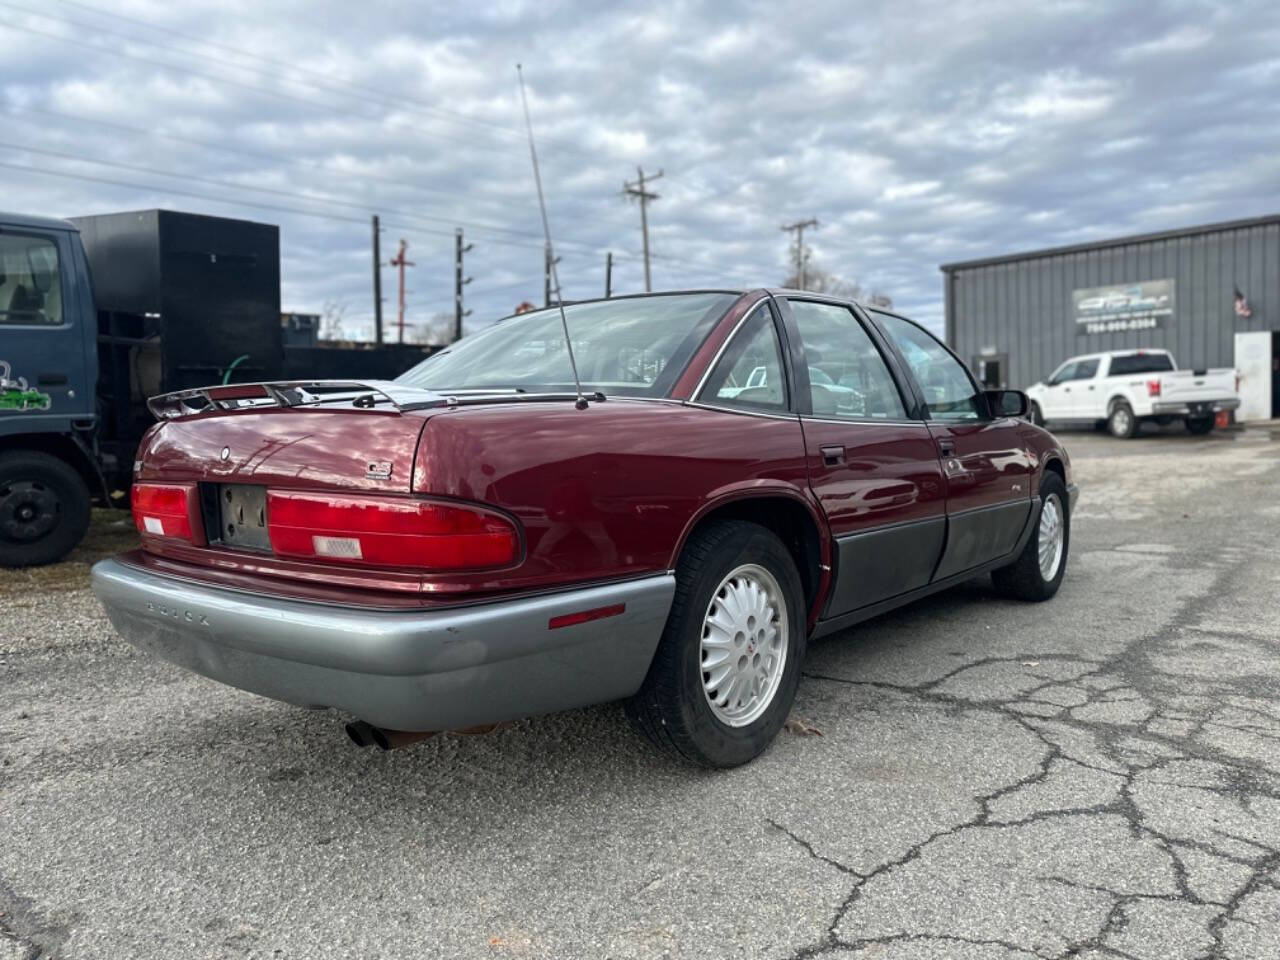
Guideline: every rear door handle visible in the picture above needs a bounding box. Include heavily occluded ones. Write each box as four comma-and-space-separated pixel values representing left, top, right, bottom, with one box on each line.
937, 439, 955, 456
820, 444, 845, 465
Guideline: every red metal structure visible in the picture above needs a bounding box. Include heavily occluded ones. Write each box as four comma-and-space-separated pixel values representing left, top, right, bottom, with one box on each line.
388, 239, 414, 343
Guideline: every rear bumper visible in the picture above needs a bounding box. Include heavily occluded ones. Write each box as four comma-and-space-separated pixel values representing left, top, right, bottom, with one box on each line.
1151, 398, 1240, 415
91, 558, 675, 731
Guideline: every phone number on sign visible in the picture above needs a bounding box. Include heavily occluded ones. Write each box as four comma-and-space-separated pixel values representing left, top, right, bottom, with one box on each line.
1082, 317, 1162, 334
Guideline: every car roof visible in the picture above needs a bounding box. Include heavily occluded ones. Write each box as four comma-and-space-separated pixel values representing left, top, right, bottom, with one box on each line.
0, 211, 78, 232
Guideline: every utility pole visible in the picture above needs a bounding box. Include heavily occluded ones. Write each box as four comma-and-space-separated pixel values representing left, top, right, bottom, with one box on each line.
624, 166, 662, 292
604, 251, 613, 298
781, 218, 819, 290
454, 228, 472, 343
543, 244, 561, 307
388, 239, 414, 344
371, 214, 383, 345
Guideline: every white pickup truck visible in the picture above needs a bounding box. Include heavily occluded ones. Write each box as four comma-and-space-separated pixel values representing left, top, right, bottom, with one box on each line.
1025, 349, 1239, 438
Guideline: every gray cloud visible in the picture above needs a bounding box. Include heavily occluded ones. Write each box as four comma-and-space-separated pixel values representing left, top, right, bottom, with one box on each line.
1, 0, 1276, 338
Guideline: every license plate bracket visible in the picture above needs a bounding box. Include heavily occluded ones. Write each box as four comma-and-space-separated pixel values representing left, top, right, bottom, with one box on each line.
216, 484, 271, 551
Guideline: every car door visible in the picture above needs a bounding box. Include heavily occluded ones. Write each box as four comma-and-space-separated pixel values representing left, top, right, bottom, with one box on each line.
0, 225, 92, 424
778, 298, 946, 618
1039, 360, 1077, 419
1067, 357, 1102, 418
871, 310, 1033, 581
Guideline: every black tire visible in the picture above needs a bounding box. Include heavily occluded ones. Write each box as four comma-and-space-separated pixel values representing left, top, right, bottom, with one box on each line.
992, 472, 1070, 602
1107, 401, 1138, 439
625, 520, 806, 768
1186, 417, 1215, 435
0, 450, 92, 567
1029, 401, 1045, 427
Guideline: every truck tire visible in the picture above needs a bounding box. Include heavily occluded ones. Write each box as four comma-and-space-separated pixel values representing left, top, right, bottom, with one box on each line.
992, 472, 1070, 602
0, 450, 92, 567
1186, 417, 1215, 435
1107, 401, 1138, 439
625, 520, 806, 768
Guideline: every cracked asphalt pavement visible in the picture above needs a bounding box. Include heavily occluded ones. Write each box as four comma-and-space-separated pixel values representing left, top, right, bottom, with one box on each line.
3, 426, 1279, 959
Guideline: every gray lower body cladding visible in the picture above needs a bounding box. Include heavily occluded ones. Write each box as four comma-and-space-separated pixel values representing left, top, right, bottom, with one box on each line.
91, 558, 675, 731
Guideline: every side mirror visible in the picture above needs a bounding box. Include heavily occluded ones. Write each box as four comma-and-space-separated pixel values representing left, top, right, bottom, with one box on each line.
986, 389, 1029, 419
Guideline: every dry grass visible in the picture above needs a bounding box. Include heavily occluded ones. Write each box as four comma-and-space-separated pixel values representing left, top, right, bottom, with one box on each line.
0, 508, 139, 598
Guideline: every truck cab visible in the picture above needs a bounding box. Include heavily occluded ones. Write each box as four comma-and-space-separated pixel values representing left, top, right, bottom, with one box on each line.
0, 212, 104, 566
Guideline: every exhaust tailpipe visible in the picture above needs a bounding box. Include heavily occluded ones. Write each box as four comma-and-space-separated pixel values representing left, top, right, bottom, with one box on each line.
345, 720, 378, 748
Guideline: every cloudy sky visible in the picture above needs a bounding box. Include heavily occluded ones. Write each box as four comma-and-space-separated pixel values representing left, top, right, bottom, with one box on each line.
2, 0, 1277, 339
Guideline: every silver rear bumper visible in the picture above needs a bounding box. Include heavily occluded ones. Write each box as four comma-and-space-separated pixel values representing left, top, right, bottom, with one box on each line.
1151, 398, 1240, 414
91, 558, 674, 731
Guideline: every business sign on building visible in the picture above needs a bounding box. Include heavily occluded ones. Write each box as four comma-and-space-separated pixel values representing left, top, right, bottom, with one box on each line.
1072, 279, 1175, 334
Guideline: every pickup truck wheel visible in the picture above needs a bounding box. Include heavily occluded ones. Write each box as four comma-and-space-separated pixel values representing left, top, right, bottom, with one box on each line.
1186, 416, 1215, 435
992, 472, 1069, 602
0, 451, 92, 567
1107, 401, 1138, 439
625, 520, 805, 768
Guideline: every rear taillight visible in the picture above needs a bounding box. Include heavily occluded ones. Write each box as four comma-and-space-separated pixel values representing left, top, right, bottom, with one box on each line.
132, 482, 201, 544
1147, 378, 1161, 398
265, 492, 520, 571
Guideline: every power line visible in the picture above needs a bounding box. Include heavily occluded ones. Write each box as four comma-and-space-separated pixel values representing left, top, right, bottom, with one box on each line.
4, 104, 641, 237
2, 1, 617, 169
52, 0, 612, 163
0, 140, 550, 244
0, 13, 521, 159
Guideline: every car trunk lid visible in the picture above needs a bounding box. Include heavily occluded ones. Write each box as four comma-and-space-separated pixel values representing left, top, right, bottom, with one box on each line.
137, 405, 432, 493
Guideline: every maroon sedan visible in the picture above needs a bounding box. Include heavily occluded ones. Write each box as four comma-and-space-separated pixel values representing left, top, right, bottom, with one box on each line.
92, 290, 1076, 767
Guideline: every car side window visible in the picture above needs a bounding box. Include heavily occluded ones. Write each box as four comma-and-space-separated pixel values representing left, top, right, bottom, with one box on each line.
786, 300, 906, 420
698, 304, 788, 412
874, 312, 982, 421
1073, 358, 1100, 380
0, 233, 63, 326
1050, 361, 1077, 384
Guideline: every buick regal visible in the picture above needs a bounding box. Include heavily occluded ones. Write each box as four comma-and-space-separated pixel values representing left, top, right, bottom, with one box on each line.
92, 290, 1077, 767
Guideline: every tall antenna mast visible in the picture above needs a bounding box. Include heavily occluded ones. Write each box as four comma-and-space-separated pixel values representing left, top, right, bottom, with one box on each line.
516, 63, 589, 410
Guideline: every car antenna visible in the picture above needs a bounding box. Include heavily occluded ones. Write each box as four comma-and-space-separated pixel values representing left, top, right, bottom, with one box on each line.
516, 63, 590, 411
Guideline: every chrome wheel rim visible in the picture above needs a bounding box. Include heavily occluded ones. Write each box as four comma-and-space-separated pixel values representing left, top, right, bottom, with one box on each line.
700, 563, 788, 727
1038, 493, 1065, 581
1111, 408, 1130, 435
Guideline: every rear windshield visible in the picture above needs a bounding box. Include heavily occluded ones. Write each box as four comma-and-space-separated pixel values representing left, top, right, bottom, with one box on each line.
1110, 353, 1173, 375
395, 293, 736, 398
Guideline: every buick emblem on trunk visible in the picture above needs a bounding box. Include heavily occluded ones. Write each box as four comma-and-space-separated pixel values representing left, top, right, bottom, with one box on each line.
366, 461, 393, 480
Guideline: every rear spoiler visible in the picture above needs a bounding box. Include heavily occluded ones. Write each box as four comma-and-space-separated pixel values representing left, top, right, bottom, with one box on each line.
147, 380, 449, 420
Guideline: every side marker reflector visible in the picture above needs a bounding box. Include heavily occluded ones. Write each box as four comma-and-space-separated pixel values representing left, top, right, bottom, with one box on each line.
548, 603, 626, 630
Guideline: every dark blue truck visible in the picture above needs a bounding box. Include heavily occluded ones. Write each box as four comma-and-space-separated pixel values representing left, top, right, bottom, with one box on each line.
1, 208, 436, 567
0, 212, 103, 567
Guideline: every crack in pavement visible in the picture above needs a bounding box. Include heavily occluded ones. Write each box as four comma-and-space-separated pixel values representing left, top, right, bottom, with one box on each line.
771, 528, 1280, 960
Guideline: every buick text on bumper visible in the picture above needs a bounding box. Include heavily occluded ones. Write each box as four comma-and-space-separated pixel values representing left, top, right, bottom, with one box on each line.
91, 558, 675, 731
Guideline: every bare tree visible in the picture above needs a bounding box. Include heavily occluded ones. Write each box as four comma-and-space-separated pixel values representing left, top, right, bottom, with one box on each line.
318, 300, 347, 341
404, 312, 457, 346
782, 265, 893, 308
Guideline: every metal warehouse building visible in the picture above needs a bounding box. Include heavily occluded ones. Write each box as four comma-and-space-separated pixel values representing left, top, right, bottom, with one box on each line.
941, 214, 1280, 421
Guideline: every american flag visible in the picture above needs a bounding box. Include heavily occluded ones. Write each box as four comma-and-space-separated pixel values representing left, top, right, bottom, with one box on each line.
1234, 287, 1252, 318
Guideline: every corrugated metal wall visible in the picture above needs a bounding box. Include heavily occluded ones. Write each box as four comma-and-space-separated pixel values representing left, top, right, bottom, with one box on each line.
945, 219, 1280, 388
